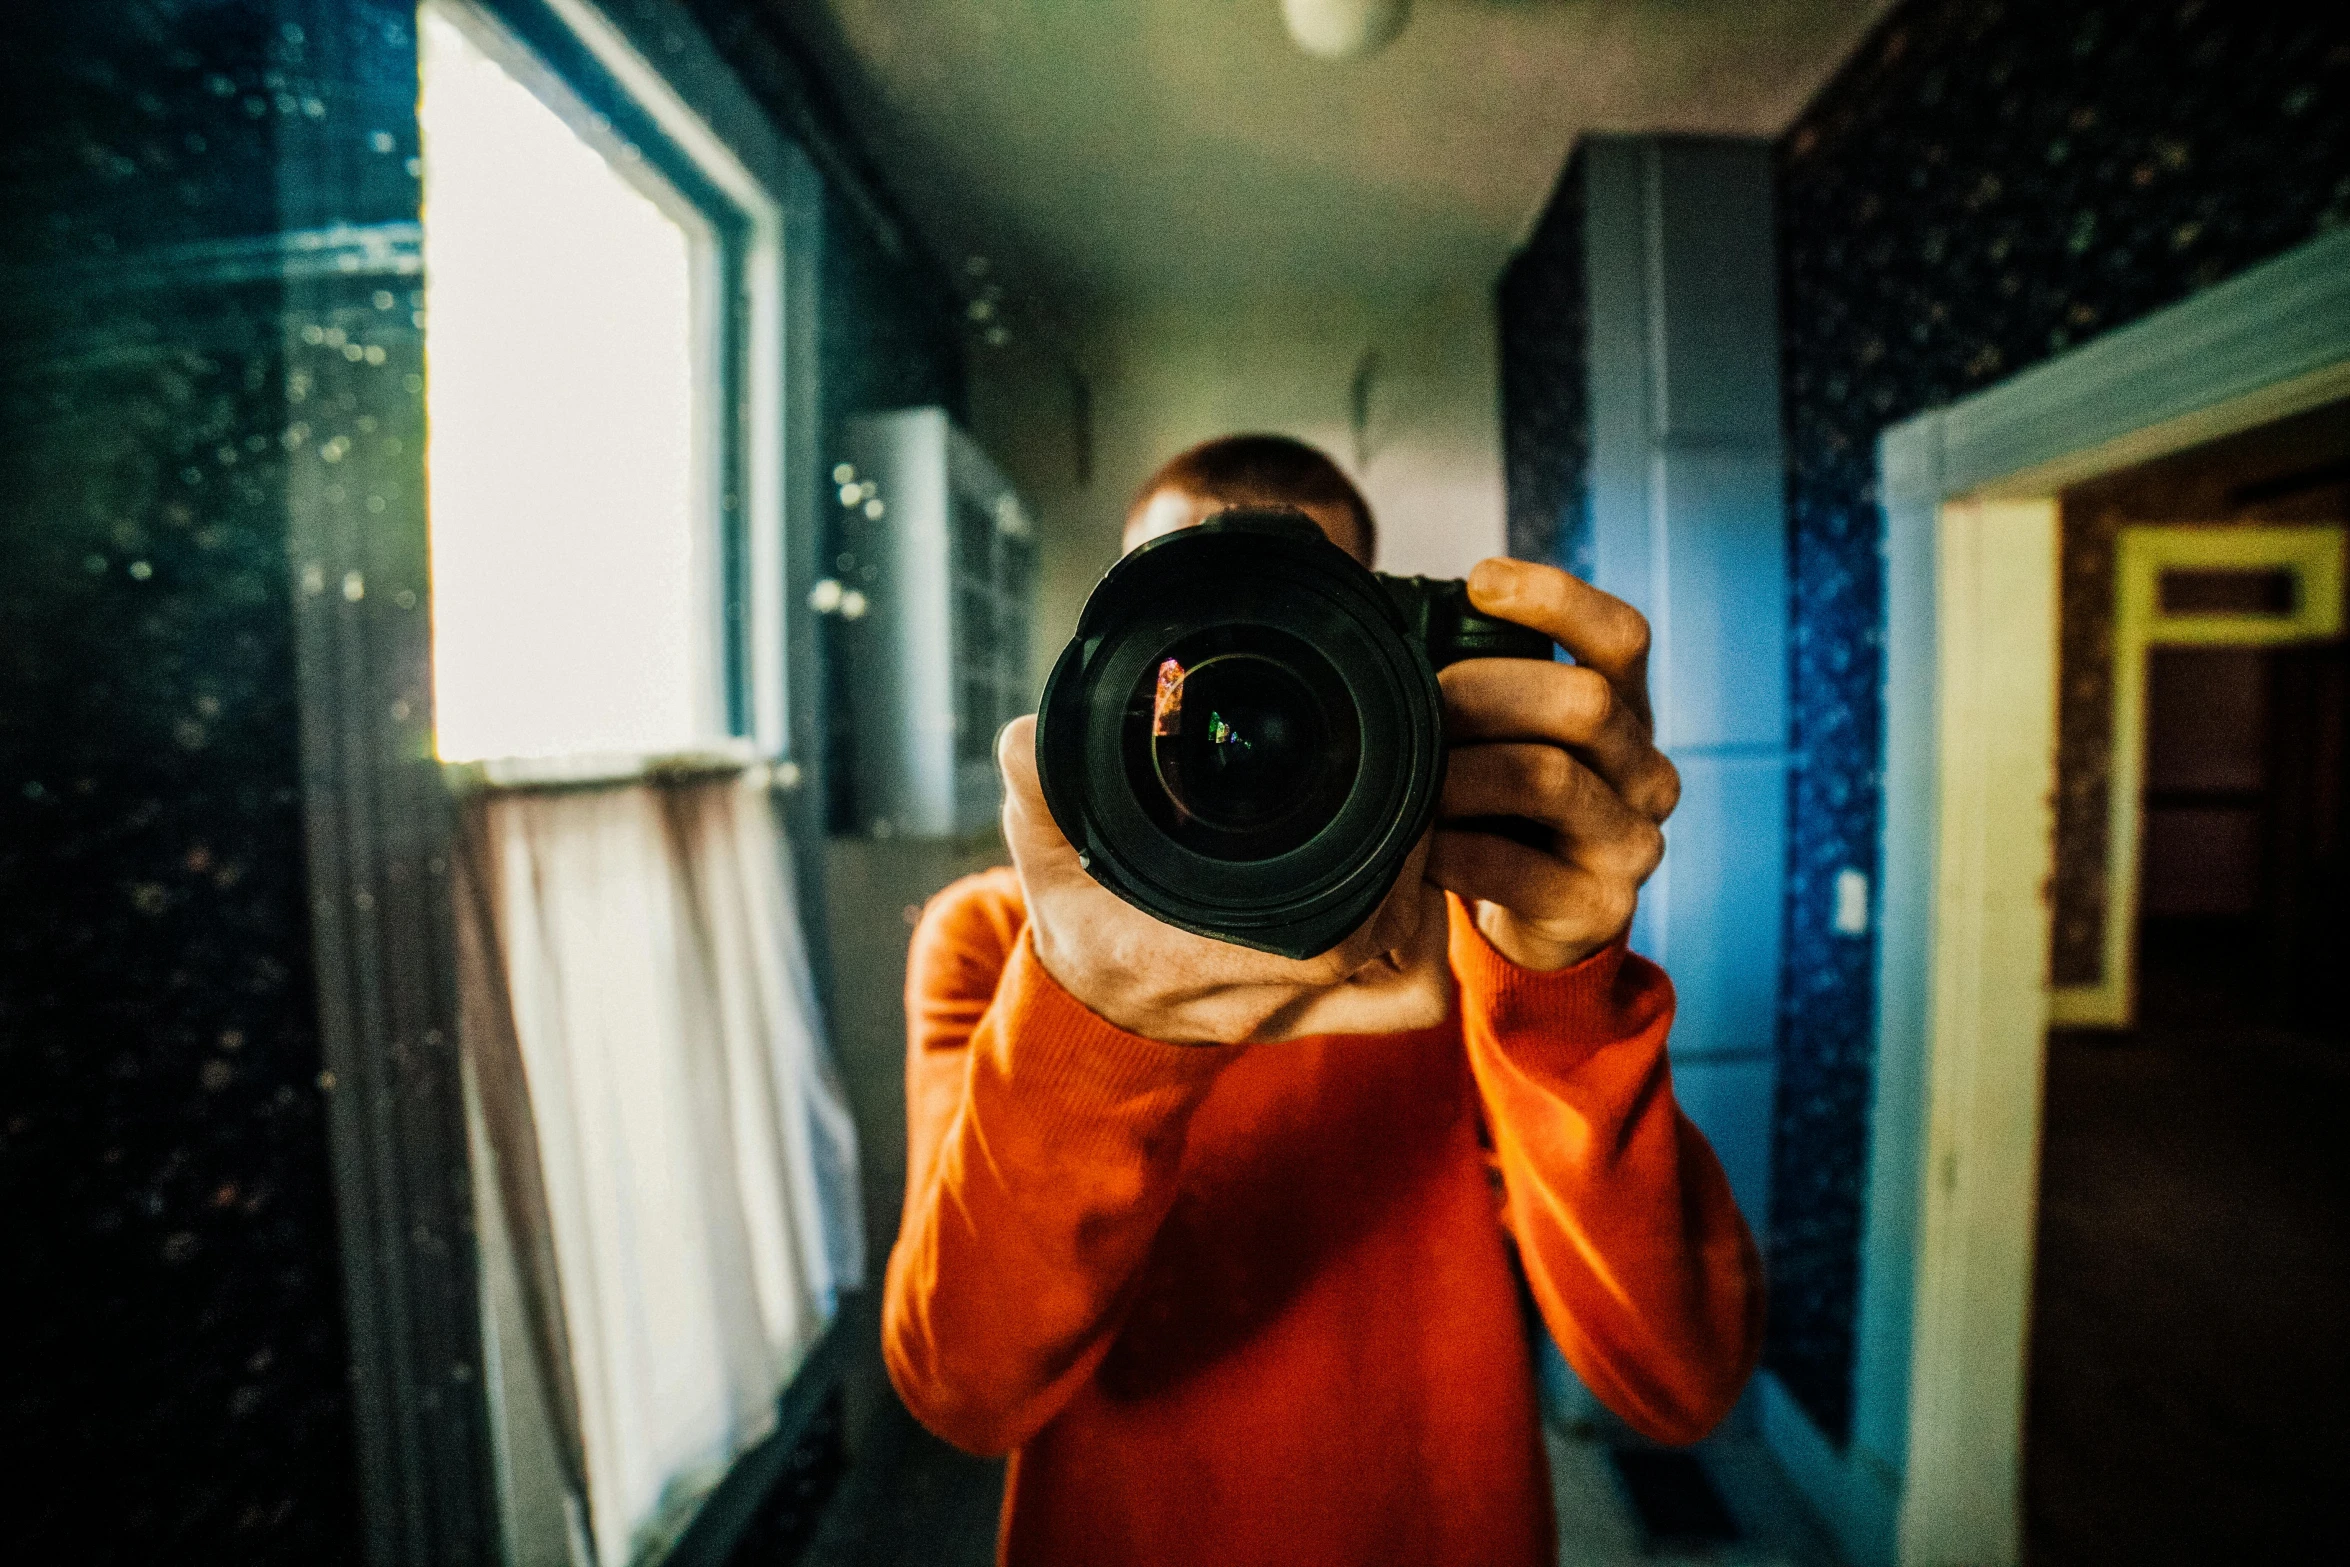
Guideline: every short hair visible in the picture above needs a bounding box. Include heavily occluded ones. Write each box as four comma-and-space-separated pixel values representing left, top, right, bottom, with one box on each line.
1127, 434, 1377, 560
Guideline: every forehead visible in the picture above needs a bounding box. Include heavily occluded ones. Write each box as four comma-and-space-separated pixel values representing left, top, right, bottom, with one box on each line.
1124, 485, 1369, 563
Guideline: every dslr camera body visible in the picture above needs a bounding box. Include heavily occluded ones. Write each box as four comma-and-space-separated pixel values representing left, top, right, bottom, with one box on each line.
1036, 509, 1552, 960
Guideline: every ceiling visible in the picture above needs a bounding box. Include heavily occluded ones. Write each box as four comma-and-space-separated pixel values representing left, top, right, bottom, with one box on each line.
768, 0, 1897, 315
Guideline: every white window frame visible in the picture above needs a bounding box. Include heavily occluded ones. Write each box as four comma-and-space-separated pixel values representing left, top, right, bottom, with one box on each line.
424, 0, 789, 782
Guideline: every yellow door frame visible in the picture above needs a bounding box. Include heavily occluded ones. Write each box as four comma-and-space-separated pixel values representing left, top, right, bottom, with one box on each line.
2049, 526, 2347, 1028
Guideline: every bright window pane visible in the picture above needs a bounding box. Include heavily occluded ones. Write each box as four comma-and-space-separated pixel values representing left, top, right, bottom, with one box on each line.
420, 2, 713, 762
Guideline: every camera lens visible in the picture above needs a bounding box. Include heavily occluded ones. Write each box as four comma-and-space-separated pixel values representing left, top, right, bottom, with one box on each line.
1037, 509, 1447, 959
1123, 628, 1361, 861
1038, 510, 1550, 958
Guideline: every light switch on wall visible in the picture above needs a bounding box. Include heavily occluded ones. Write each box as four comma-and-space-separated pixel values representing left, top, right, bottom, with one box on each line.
1833, 867, 1870, 936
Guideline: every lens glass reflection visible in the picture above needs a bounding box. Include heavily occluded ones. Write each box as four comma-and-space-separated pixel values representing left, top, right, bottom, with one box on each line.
1124, 627, 1360, 861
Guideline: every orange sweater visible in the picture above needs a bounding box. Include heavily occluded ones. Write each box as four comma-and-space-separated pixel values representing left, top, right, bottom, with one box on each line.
883, 868, 1762, 1567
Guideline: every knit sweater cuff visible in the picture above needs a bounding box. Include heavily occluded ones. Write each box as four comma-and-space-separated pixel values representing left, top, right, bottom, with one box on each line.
984, 929, 1243, 1143
1447, 898, 1663, 1055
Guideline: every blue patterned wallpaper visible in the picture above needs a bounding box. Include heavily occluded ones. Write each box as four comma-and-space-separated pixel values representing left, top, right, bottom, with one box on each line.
1498, 150, 1593, 581
1770, 0, 2350, 1441
1497, 0, 2350, 1447
1, 4, 365, 1557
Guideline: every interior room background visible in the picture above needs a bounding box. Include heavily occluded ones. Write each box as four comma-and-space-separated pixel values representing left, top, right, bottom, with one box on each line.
5, 0, 2346, 1563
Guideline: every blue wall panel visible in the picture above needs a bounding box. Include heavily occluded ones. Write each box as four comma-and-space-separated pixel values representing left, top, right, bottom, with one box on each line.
1501, 135, 1790, 1327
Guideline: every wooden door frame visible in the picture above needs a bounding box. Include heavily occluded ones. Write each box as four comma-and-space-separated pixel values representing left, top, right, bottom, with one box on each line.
1862, 226, 2350, 1567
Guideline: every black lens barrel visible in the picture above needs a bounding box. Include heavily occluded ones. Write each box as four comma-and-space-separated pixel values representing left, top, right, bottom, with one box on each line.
1036, 509, 1544, 961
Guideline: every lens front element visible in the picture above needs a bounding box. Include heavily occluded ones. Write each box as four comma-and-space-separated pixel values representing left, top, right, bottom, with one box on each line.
1125, 629, 1360, 861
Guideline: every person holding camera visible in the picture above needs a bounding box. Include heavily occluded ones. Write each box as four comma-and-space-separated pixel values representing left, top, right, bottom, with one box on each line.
883, 435, 1762, 1566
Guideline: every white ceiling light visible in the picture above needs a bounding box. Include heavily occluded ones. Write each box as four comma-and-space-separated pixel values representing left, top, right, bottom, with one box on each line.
1280, 0, 1411, 60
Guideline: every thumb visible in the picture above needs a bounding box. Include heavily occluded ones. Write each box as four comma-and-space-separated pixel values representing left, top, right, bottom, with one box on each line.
996, 715, 1085, 882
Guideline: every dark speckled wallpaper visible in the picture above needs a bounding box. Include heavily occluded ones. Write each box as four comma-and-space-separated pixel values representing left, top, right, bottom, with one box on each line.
3, 0, 966, 1557
814, 183, 969, 835
1, 3, 364, 1558
1771, 0, 2350, 1441
816, 184, 968, 437
673, 0, 968, 445
1498, 150, 1592, 581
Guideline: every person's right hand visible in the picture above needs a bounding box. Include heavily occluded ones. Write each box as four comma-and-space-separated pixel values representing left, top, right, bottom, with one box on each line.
996, 715, 1453, 1046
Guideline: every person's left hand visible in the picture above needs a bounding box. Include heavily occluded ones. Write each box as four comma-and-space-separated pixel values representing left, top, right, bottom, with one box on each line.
1430, 558, 1680, 971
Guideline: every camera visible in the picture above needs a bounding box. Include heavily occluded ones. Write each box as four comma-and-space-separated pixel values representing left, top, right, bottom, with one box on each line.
1035, 509, 1554, 959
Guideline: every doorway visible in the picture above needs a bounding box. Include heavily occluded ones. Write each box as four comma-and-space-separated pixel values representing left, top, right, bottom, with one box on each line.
1860, 226, 2350, 1567
2025, 408, 2350, 1566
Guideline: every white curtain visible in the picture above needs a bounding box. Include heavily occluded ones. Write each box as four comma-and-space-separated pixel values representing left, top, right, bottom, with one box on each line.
456, 772, 861, 1567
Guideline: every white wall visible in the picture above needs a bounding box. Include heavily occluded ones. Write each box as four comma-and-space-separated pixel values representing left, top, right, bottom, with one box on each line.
966, 289, 1508, 694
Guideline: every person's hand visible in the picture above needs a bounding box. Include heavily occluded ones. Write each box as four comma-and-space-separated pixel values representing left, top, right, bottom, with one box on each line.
1432, 558, 1678, 971
996, 716, 1452, 1046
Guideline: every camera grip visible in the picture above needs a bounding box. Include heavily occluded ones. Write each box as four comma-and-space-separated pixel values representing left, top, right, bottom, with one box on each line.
1377, 574, 1555, 669
1446, 605, 1555, 667
1380, 575, 1559, 854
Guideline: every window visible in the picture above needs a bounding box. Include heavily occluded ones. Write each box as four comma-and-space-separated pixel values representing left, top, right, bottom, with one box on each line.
416, 10, 849, 1567
420, 0, 783, 765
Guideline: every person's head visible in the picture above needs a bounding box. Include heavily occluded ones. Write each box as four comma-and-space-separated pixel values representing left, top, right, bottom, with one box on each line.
1123, 434, 1377, 567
